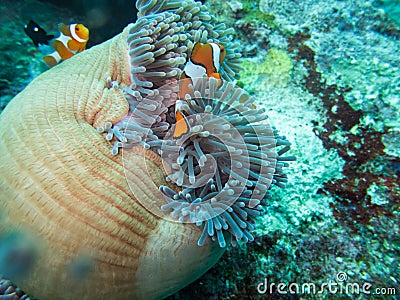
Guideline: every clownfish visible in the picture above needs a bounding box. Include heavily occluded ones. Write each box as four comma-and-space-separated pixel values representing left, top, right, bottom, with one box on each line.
43, 23, 89, 67
173, 42, 226, 139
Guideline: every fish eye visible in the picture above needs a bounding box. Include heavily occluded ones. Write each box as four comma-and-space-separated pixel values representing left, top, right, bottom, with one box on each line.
76, 27, 79, 31
33, 27, 38, 32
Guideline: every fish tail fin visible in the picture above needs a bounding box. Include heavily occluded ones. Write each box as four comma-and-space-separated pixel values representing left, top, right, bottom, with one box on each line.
58, 23, 68, 34
43, 56, 57, 67
43, 51, 62, 67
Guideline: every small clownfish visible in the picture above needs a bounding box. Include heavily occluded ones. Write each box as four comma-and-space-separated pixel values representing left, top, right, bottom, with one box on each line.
173, 42, 226, 139
43, 23, 89, 67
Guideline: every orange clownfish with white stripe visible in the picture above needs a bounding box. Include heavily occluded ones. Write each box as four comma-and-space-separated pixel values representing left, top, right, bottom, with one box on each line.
43, 23, 89, 67
173, 42, 226, 139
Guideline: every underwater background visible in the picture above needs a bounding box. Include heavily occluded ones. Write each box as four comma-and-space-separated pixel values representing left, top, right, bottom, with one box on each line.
0, 0, 399, 299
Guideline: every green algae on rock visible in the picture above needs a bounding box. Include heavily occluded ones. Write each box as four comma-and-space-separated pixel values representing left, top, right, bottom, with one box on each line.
239, 48, 293, 90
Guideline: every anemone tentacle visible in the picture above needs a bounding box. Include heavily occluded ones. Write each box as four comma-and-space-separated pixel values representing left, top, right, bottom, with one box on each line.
158, 77, 295, 247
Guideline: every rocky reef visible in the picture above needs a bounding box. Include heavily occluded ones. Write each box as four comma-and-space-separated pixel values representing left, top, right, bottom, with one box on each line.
168, 0, 400, 298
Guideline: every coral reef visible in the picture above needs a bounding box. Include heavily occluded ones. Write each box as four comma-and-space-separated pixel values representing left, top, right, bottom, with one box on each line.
373, 0, 400, 26
167, 0, 400, 299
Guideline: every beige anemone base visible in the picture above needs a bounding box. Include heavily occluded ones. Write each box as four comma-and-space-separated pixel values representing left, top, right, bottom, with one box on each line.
0, 26, 224, 300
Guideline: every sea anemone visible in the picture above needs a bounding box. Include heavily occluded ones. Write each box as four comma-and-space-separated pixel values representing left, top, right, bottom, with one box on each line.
0, 278, 32, 300
97, 0, 295, 249
107, 75, 295, 248
158, 77, 295, 247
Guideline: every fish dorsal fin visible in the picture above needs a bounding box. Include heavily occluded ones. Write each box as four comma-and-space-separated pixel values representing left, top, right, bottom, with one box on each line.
58, 23, 70, 36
